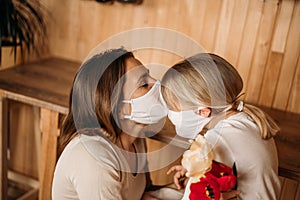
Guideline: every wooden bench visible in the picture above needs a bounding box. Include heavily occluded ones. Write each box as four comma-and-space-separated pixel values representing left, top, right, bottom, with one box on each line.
261, 106, 300, 182
0, 57, 80, 200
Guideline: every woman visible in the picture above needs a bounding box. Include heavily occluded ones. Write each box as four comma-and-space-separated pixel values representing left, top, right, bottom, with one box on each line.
52, 48, 168, 199
162, 53, 281, 199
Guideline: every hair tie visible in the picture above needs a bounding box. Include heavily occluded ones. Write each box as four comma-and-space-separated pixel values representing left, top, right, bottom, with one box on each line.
237, 101, 244, 112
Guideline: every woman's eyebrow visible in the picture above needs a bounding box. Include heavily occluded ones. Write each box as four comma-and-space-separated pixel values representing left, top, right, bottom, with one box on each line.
137, 70, 150, 83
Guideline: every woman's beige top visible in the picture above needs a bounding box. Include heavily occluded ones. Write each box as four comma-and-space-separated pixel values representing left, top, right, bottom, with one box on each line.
52, 131, 146, 200
182, 112, 281, 200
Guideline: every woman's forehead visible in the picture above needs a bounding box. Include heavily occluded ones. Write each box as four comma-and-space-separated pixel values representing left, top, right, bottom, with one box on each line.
121, 58, 149, 96
125, 57, 149, 82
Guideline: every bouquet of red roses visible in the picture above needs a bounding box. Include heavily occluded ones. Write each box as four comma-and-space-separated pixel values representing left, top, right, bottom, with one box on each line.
182, 135, 237, 200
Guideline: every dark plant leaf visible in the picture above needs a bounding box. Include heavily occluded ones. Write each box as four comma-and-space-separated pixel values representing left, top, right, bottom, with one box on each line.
0, 0, 48, 64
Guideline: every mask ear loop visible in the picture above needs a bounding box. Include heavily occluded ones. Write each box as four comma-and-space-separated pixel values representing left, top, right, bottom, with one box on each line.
198, 104, 236, 136
223, 104, 233, 112
122, 100, 133, 104
197, 94, 245, 136
237, 101, 244, 112
122, 100, 133, 119
233, 93, 245, 112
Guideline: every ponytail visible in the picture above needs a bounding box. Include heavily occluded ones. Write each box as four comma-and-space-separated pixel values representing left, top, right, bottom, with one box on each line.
242, 103, 280, 139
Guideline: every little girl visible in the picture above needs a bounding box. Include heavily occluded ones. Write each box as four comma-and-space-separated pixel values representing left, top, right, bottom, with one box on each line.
162, 53, 281, 199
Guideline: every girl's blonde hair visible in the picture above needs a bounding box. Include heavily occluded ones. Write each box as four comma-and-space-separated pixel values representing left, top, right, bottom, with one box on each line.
161, 53, 279, 139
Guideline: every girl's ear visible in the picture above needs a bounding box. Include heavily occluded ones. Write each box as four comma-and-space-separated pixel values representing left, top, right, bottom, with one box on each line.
197, 107, 211, 117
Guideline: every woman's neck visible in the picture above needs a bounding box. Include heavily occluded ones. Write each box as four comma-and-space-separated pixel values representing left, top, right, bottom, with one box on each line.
118, 133, 136, 152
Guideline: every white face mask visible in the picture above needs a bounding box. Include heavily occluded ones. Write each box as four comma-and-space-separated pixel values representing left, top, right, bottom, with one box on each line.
168, 108, 212, 139
123, 81, 168, 124
168, 104, 233, 139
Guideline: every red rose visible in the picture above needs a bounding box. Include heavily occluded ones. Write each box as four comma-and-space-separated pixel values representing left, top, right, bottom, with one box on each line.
209, 161, 237, 191
190, 173, 220, 200
189, 161, 237, 200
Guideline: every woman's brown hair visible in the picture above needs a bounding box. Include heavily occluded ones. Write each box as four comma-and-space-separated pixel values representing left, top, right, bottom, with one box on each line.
59, 48, 134, 154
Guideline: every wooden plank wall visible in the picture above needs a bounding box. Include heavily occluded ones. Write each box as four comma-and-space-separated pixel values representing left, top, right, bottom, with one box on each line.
44, 0, 300, 113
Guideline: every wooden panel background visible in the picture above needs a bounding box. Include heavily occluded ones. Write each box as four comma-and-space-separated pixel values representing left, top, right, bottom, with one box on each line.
44, 0, 300, 113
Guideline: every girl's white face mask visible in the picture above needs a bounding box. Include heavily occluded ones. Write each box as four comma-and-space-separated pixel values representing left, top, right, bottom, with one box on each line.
168, 108, 211, 139
123, 81, 168, 124
168, 105, 233, 139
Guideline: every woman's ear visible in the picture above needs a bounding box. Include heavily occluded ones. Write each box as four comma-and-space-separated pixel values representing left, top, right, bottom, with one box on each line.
198, 107, 211, 117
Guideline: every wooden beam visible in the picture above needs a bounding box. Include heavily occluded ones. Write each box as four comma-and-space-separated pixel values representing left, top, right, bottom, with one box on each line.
0, 97, 8, 200
8, 170, 39, 189
39, 108, 59, 200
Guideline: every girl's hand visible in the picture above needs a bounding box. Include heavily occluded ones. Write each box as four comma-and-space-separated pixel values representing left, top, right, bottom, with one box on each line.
166, 165, 187, 190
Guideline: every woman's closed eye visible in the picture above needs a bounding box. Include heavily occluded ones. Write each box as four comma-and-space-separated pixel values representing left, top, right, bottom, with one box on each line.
140, 83, 149, 88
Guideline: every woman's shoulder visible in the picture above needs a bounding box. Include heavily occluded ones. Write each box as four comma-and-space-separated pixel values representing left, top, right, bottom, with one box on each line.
60, 129, 121, 170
